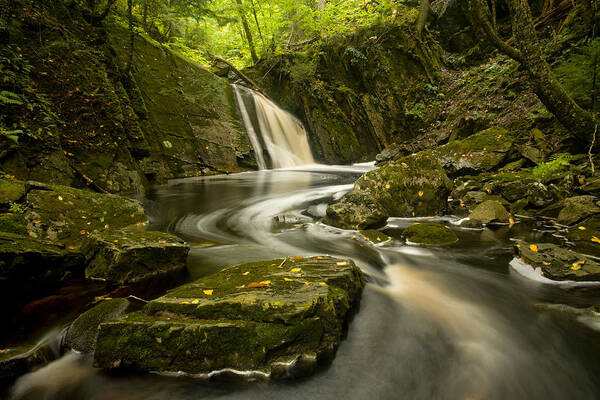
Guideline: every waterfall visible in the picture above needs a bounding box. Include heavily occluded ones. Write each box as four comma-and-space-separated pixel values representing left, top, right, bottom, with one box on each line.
233, 84, 315, 169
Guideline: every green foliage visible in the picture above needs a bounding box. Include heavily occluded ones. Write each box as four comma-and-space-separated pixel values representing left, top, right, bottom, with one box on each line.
8, 202, 27, 214
532, 153, 577, 179
554, 38, 600, 110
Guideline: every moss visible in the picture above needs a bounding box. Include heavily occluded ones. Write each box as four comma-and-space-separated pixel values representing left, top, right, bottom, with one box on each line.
401, 222, 458, 246
0, 213, 28, 235
567, 215, 600, 256
0, 178, 26, 206
358, 229, 390, 244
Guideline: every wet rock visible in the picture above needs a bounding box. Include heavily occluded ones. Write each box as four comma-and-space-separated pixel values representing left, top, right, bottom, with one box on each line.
526, 182, 555, 208
514, 242, 600, 281
358, 229, 391, 244
325, 152, 451, 230
566, 215, 600, 256
93, 256, 365, 380
0, 212, 28, 235
467, 200, 510, 225
497, 179, 532, 202
324, 190, 388, 230
375, 142, 412, 165
25, 183, 147, 246
0, 232, 85, 300
0, 341, 57, 384
462, 191, 506, 208
430, 127, 515, 177
0, 178, 26, 208
557, 196, 600, 226
401, 222, 458, 246
510, 198, 530, 214
82, 230, 189, 284
64, 299, 140, 354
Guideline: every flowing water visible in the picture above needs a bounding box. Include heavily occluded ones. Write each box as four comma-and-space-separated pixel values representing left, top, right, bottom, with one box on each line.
7, 165, 600, 400
233, 84, 315, 169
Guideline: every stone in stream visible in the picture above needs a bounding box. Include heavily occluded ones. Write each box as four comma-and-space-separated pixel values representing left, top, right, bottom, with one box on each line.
401, 222, 458, 246
465, 200, 510, 226
64, 298, 141, 354
557, 196, 600, 226
566, 215, 600, 256
0, 341, 57, 384
93, 256, 365, 380
82, 230, 189, 284
324, 152, 452, 230
514, 242, 600, 281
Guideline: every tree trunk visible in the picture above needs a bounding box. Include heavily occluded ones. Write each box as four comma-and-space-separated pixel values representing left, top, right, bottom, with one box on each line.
234, 0, 258, 64
126, 0, 134, 73
249, 0, 264, 47
506, 0, 596, 141
416, 0, 431, 39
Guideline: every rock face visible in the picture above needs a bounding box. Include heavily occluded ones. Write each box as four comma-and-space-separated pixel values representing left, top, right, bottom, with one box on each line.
83, 230, 189, 284
324, 152, 452, 229
94, 256, 365, 379
64, 299, 140, 354
515, 242, 600, 281
401, 222, 458, 246
467, 200, 510, 225
557, 196, 600, 226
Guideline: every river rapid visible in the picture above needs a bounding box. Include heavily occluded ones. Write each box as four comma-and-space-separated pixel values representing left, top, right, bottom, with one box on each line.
7, 165, 600, 400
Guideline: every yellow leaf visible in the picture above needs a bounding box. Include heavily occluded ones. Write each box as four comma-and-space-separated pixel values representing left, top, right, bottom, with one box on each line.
260, 280, 271, 285
572, 261, 584, 271
181, 301, 190, 304
293, 256, 303, 260
579, 226, 587, 231
57, 195, 63, 201
291, 268, 302, 272
80, 230, 86, 235
516, 244, 521, 248
242, 271, 250, 276
284, 278, 293, 282
191, 299, 199, 304
579, 177, 585, 185
304, 281, 310, 286
319, 282, 327, 286
418, 190, 424, 197
247, 281, 271, 288
401, 162, 408, 168
317, 256, 323, 259
592, 236, 600, 244
529, 244, 538, 252
336, 261, 348, 266
203, 289, 213, 295
385, 184, 391, 190
509, 217, 515, 227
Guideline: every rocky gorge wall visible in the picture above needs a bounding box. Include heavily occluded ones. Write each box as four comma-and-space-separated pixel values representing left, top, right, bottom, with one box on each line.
1, 1, 254, 194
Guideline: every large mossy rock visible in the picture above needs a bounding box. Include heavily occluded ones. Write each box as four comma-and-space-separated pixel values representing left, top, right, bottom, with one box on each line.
82, 230, 189, 284
467, 200, 510, 225
64, 298, 140, 354
0, 179, 26, 207
557, 196, 600, 226
0, 341, 57, 384
515, 242, 600, 281
94, 256, 365, 379
24, 183, 147, 246
430, 127, 515, 177
401, 222, 458, 246
0, 232, 85, 300
324, 152, 452, 229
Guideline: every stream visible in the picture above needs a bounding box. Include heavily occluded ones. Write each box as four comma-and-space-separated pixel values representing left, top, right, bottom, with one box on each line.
7, 164, 600, 399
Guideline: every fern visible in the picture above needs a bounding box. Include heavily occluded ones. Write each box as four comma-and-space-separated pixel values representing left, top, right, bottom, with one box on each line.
0, 90, 23, 105
532, 153, 577, 179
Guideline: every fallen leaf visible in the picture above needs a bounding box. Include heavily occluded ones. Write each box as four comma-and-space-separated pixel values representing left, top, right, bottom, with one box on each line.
336, 261, 348, 266
191, 299, 200, 304
293, 256, 303, 260
509, 217, 515, 228
401, 162, 408, 168
592, 236, 600, 244
284, 278, 293, 282
291, 268, 302, 272
80, 230, 86, 235
57, 195, 63, 201
385, 184, 391, 190
319, 282, 327, 286
529, 244, 538, 253
247, 281, 271, 288
418, 190, 424, 197
572, 261, 584, 271
304, 281, 310, 286
181, 301, 190, 304
203, 289, 213, 295
317, 256, 323, 259
579, 226, 587, 231
242, 271, 250, 276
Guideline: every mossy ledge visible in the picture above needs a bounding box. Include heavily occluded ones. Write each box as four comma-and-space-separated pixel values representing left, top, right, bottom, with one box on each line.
93, 256, 365, 380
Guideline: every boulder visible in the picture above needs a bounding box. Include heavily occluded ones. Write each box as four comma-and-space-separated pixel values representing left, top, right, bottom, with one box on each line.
358, 229, 391, 244
514, 242, 600, 281
0, 341, 57, 384
526, 182, 555, 208
93, 256, 365, 380
64, 298, 139, 354
430, 127, 515, 177
0, 232, 85, 300
324, 191, 388, 230
325, 152, 452, 230
557, 196, 600, 226
467, 200, 510, 225
25, 183, 147, 246
82, 230, 189, 284
401, 222, 458, 246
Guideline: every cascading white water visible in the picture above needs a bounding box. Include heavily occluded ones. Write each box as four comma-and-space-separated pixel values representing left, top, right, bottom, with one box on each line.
232, 84, 315, 169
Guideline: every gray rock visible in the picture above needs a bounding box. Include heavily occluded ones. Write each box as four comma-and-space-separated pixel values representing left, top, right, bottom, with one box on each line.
515, 242, 600, 281
468, 200, 510, 225
526, 182, 555, 208
557, 196, 600, 226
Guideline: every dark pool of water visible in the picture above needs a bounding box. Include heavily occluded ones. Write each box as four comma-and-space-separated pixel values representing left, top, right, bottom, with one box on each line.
6, 166, 600, 400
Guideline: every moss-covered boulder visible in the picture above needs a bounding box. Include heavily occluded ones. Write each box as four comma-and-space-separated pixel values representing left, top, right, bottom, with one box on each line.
466, 200, 510, 225
325, 152, 452, 229
64, 298, 140, 354
24, 183, 147, 246
526, 182, 556, 208
358, 229, 391, 244
82, 230, 189, 284
557, 196, 600, 226
324, 190, 388, 230
0, 212, 28, 235
0, 232, 85, 300
401, 222, 458, 246
0, 341, 57, 384
514, 242, 600, 281
0, 178, 26, 207
567, 215, 600, 256
93, 256, 365, 379
430, 127, 515, 177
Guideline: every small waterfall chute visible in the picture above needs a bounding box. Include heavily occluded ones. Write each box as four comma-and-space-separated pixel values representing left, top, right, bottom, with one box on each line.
233, 84, 315, 169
